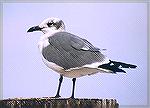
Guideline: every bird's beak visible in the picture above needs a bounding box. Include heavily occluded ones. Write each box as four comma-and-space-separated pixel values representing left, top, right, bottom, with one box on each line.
27, 26, 41, 32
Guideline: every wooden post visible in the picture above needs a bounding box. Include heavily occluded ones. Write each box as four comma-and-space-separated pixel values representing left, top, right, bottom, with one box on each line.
0, 98, 119, 108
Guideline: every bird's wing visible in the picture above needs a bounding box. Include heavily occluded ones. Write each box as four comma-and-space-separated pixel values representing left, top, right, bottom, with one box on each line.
70, 34, 100, 52
43, 32, 106, 70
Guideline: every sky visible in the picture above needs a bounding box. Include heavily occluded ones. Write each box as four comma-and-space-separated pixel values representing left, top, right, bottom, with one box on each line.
2, 3, 147, 106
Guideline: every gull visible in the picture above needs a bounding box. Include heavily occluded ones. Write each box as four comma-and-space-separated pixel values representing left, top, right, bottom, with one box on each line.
27, 17, 137, 98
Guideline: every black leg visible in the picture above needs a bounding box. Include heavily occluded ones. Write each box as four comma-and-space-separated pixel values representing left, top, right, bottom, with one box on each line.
70, 78, 76, 98
55, 75, 63, 98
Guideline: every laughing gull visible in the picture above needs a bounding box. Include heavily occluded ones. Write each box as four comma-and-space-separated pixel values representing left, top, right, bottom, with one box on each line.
27, 17, 137, 98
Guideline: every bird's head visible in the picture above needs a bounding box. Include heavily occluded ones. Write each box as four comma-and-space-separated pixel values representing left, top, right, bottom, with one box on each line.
27, 17, 65, 34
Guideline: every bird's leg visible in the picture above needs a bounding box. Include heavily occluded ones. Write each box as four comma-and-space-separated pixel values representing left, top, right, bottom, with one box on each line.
55, 75, 63, 98
70, 78, 76, 99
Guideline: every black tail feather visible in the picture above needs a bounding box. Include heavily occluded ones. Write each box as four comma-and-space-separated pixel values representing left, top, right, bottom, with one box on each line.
111, 60, 137, 68
98, 60, 137, 73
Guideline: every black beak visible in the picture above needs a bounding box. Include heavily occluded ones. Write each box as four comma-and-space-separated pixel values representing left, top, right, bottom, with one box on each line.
27, 26, 41, 32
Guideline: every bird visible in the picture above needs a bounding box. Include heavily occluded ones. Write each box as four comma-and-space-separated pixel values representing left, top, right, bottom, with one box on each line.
27, 17, 137, 98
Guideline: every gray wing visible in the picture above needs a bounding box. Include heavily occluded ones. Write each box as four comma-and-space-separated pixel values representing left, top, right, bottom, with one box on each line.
70, 36, 100, 52
42, 32, 106, 70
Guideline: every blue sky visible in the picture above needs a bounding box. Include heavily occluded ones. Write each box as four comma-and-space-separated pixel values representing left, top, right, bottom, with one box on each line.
3, 3, 147, 106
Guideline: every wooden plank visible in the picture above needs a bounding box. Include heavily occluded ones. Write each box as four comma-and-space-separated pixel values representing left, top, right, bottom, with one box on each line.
0, 98, 119, 108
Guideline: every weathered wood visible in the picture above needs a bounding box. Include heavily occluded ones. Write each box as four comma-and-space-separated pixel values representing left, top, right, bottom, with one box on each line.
0, 98, 119, 108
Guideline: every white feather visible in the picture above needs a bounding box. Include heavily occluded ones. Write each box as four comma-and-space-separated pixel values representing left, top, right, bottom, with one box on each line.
82, 58, 110, 68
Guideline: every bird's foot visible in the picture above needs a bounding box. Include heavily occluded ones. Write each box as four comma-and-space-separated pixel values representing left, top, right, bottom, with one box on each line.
67, 95, 75, 100
54, 94, 61, 98
41, 95, 61, 99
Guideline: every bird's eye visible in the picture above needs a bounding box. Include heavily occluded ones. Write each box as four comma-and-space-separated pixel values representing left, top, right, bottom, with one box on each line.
47, 22, 53, 27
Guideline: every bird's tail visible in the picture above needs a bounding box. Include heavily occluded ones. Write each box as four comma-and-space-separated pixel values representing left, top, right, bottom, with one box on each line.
98, 60, 137, 73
